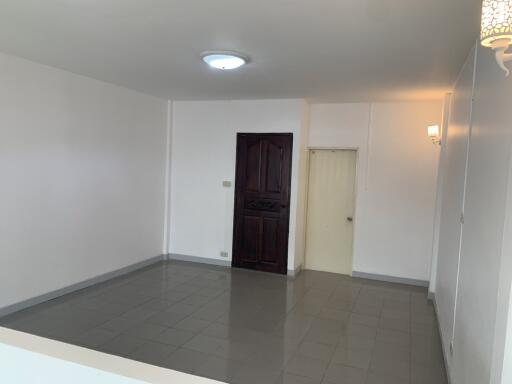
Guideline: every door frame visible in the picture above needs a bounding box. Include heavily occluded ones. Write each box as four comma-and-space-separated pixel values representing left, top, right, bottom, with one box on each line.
303, 147, 360, 276
231, 132, 294, 274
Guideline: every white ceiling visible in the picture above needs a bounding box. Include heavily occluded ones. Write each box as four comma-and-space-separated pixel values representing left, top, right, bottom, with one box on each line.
0, 0, 481, 102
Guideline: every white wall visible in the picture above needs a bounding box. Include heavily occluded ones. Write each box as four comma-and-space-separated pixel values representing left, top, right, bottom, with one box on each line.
0, 327, 220, 384
1, 343, 145, 384
428, 94, 452, 296
434, 47, 476, 352
0, 52, 168, 309
433, 43, 512, 384
309, 101, 442, 281
496, 153, 512, 384
169, 100, 308, 271
293, 104, 311, 270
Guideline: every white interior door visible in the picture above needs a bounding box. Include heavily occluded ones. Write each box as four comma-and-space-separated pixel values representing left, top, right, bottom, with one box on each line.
305, 149, 356, 275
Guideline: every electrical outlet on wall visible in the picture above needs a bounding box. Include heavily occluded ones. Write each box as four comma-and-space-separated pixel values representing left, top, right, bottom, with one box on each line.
220, 251, 229, 258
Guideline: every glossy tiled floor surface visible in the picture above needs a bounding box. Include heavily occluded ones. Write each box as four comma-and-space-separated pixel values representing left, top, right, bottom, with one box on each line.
0, 261, 447, 384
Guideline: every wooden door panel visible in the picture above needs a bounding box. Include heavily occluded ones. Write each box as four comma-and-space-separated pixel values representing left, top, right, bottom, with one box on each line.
233, 133, 293, 275
265, 141, 283, 193
244, 139, 262, 192
244, 198, 280, 212
241, 215, 260, 262
261, 217, 279, 263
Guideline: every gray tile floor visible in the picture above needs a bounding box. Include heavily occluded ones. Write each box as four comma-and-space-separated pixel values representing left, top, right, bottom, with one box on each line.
0, 261, 448, 384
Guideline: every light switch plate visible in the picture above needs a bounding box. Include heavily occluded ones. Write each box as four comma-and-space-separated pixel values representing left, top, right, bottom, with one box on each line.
222, 181, 232, 188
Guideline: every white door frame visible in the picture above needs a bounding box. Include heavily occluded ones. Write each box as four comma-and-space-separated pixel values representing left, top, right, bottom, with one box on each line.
303, 147, 361, 275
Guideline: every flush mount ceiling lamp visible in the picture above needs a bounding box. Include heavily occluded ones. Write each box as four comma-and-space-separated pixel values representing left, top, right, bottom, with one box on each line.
201, 51, 249, 70
428, 125, 441, 145
481, 0, 512, 76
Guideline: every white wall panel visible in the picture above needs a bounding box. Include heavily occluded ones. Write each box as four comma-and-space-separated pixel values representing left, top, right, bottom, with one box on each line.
434, 43, 512, 384
169, 100, 308, 271
0, 53, 167, 309
453, 45, 512, 384
309, 101, 442, 281
435, 47, 476, 356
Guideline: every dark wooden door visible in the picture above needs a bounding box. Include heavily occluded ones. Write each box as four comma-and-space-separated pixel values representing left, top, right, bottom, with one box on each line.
232, 133, 293, 275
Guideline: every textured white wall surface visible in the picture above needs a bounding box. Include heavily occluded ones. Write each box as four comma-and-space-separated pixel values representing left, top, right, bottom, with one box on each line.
434, 44, 512, 384
169, 99, 308, 271
0, 52, 168, 309
309, 101, 442, 281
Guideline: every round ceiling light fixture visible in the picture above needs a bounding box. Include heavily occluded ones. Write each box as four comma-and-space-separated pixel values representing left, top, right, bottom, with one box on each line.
201, 51, 248, 70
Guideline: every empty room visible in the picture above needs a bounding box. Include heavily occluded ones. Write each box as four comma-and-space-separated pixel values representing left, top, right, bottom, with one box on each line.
1, 1, 512, 384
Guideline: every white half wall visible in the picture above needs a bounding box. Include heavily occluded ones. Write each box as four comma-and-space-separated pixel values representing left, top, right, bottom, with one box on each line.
0, 327, 220, 384
169, 100, 309, 271
433, 43, 512, 384
309, 101, 442, 282
0, 52, 168, 309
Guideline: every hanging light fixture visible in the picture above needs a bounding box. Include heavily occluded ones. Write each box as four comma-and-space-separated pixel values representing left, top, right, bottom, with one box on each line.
481, 0, 512, 76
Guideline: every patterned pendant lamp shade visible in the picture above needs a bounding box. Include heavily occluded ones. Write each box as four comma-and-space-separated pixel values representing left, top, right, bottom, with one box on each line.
481, 0, 512, 47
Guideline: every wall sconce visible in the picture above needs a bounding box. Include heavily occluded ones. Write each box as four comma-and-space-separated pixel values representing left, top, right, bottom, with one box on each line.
481, 0, 512, 76
428, 125, 441, 145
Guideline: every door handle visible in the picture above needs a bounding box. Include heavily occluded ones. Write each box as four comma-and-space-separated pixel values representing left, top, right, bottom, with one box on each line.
347, 217, 353, 222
